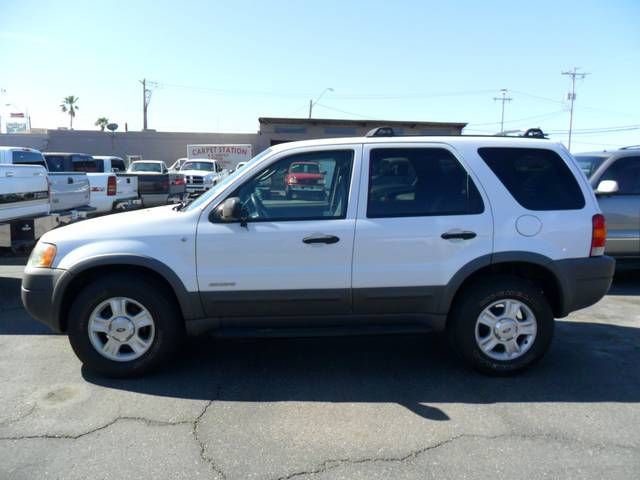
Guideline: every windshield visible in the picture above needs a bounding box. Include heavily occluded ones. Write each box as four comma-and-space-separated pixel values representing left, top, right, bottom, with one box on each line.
130, 162, 162, 173
574, 155, 606, 178
290, 162, 320, 173
181, 161, 215, 172
184, 147, 273, 212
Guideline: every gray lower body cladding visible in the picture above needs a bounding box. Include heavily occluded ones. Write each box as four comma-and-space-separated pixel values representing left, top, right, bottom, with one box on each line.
20, 255, 615, 336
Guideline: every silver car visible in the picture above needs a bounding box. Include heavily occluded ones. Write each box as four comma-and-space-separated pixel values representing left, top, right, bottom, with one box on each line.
575, 147, 640, 259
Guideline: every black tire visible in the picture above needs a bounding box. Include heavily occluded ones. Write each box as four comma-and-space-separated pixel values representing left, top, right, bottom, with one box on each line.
447, 275, 554, 375
67, 273, 185, 378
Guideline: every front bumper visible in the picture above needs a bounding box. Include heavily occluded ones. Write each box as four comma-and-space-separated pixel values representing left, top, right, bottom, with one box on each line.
289, 185, 323, 192
554, 255, 616, 317
21, 267, 68, 332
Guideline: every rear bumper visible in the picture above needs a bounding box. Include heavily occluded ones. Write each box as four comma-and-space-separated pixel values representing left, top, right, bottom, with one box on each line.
554, 255, 616, 317
113, 197, 142, 211
0, 214, 61, 248
21, 267, 68, 332
186, 185, 208, 192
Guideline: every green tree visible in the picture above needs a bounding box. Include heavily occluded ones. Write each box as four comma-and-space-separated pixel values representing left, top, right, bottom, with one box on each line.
95, 117, 109, 132
60, 96, 79, 129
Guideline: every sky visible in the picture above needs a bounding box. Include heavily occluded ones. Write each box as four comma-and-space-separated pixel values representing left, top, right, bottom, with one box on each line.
1, 0, 638, 152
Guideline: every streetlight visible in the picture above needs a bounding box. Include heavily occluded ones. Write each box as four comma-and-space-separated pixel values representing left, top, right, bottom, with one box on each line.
308, 88, 334, 118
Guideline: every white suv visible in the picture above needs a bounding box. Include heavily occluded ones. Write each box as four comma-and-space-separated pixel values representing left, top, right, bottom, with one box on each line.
21, 130, 615, 377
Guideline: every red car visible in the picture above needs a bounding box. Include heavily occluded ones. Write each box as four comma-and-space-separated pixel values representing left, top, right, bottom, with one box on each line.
284, 161, 326, 199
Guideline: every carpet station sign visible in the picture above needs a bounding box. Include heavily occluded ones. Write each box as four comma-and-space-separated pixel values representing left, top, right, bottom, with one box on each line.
187, 144, 252, 170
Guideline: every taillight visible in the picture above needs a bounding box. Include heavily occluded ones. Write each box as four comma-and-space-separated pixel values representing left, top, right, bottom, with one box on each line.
107, 175, 117, 196
591, 214, 606, 256
172, 177, 185, 186
287, 176, 297, 184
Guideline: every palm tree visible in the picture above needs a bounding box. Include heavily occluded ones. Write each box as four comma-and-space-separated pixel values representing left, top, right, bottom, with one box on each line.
60, 96, 79, 129
95, 117, 109, 132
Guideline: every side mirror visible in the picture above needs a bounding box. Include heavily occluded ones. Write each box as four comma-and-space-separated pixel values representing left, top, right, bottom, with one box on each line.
596, 180, 619, 195
217, 197, 243, 223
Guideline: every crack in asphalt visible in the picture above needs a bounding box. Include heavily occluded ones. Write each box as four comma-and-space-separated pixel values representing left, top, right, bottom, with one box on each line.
272, 432, 640, 480
0, 393, 227, 480
0, 415, 194, 441
193, 400, 226, 480
0, 404, 37, 428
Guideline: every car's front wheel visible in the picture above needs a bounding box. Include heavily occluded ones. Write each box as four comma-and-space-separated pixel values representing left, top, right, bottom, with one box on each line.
67, 274, 184, 377
448, 275, 554, 375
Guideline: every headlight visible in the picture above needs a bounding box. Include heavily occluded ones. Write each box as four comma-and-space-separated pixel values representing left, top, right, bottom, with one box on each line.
204, 177, 214, 185
27, 242, 57, 268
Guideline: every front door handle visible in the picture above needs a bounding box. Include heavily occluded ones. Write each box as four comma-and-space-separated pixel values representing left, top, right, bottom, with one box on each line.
67, 177, 74, 184
303, 234, 340, 245
441, 230, 477, 240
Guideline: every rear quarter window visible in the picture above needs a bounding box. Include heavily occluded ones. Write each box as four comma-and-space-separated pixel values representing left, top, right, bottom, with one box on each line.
478, 147, 585, 211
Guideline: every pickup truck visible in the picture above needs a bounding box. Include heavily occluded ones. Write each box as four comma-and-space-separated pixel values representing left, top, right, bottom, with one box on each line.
0, 148, 60, 248
4, 148, 91, 221
67, 155, 141, 214
179, 159, 227, 196
127, 160, 186, 207
284, 161, 326, 200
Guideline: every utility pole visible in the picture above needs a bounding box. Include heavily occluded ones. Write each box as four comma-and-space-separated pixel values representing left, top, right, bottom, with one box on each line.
561, 67, 590, 151
139, 78, 158, 130
308, 88, 334, 119
493, 89, 512, 134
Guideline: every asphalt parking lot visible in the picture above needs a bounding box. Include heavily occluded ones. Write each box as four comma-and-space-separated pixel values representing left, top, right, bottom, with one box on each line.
0, 260, 639, 480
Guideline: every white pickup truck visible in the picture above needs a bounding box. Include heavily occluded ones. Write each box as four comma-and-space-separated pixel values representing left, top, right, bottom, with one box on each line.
179, 158, 227, 196
70, 155, 141, 214
41, 153, 137, 215
18, 151, 93, 217
0, 149, 60, 248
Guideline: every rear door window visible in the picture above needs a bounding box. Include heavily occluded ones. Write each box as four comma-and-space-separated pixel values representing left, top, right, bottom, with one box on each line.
43, 155, 67, 172
12, 150, 47, 168
110, 159, 126, 172
367, 148, 484, 218
478, 147, 585, 210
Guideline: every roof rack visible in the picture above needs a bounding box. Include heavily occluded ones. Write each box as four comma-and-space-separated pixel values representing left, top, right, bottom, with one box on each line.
365, 126, 396, 137
620, 145, 640, 150
365, 126, 549, 139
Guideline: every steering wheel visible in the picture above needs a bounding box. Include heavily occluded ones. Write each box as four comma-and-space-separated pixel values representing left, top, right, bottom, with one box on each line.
249, 192, 268, 218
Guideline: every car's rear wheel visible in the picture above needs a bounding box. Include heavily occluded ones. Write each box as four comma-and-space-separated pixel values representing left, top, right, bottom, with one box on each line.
447, 275, 554, 375
67, 274, 184, 377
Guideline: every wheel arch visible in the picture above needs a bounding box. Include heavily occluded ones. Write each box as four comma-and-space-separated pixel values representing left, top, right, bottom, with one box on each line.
441, 252, 568, 320
54, 255, 203, 332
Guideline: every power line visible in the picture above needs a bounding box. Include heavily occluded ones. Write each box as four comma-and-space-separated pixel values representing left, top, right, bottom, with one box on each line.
467, 110, 565, 127
155, 82, 495, 101
510, 90, 566, 105
548, 123, 640, 134
313, 103, 374, 119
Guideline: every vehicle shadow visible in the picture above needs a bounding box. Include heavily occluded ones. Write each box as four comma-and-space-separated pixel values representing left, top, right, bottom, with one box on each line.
609, 269, 640, 295
0, 276, 58, 335
84, 319, 640, 421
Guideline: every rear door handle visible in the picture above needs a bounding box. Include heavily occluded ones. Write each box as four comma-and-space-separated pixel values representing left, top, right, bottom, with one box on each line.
441, 230, 477, 240
303, 234, 340, 245
67, 177, 74, 184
